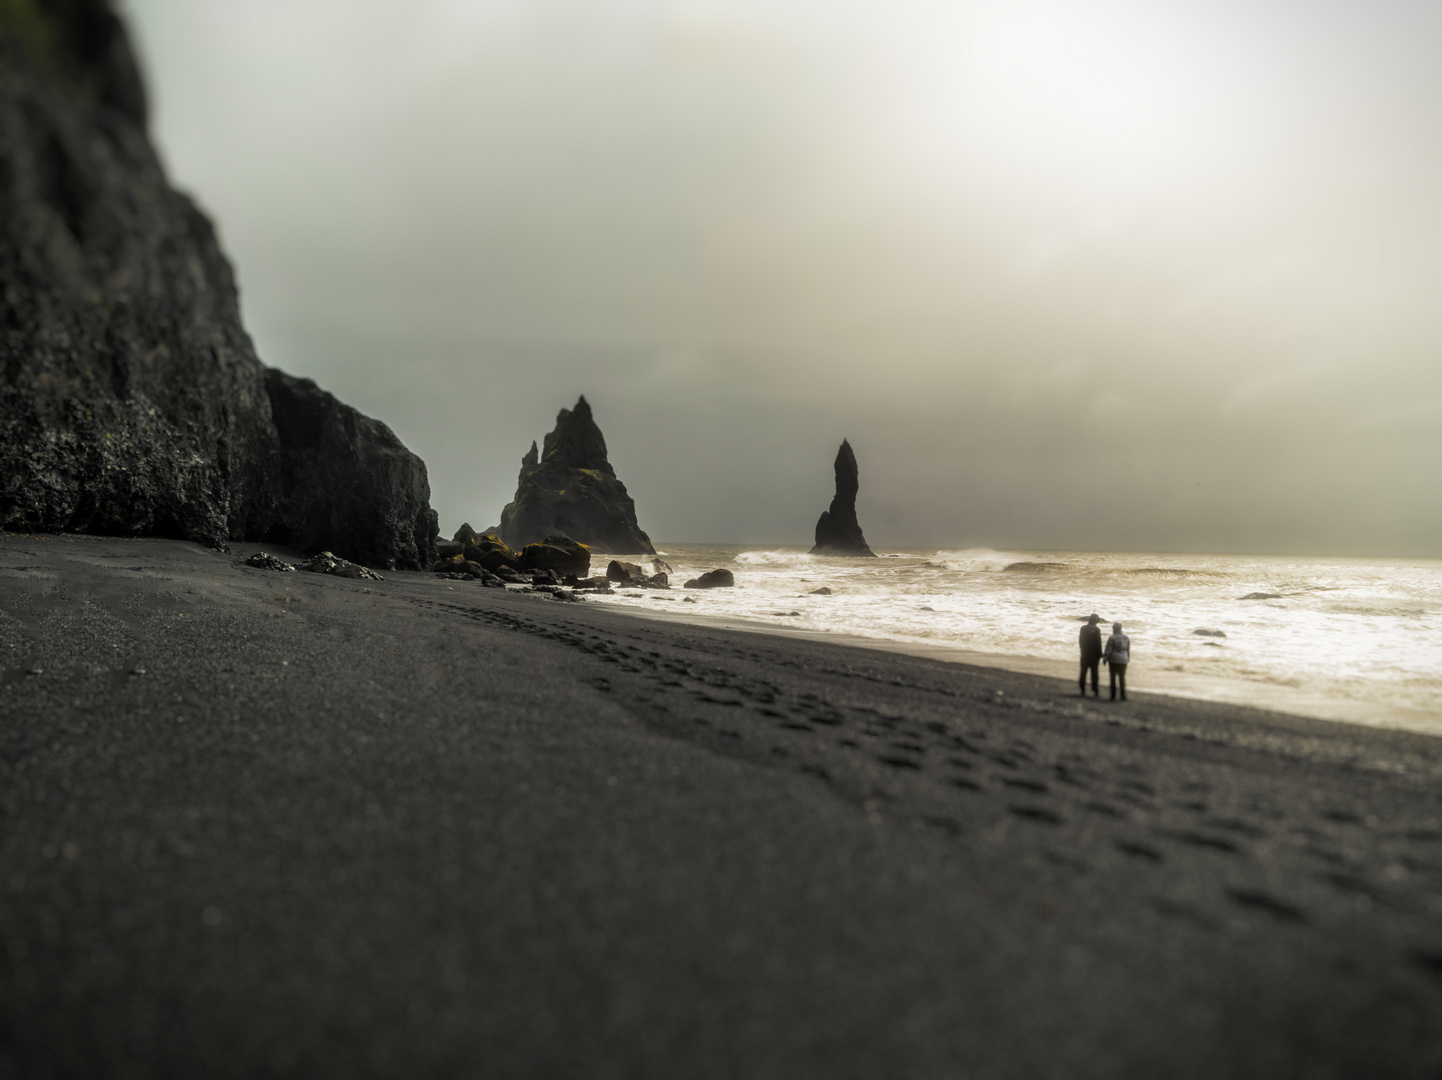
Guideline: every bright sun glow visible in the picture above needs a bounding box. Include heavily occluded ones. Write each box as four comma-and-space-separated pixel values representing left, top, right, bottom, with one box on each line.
893, 1, 1211, 200
978, 9, 1161, 137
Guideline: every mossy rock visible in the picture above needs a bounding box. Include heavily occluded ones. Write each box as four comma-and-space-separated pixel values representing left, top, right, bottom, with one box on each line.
520, 536, 590, 577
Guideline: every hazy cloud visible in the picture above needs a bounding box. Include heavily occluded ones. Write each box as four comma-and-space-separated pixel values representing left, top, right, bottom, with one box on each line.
124, 0, 1442, 554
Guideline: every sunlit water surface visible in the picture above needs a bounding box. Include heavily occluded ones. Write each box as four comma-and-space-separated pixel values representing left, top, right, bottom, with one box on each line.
583, 547, 1442, 736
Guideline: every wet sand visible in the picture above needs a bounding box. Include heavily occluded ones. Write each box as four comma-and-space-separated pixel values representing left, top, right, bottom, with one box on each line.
3, 533, 1442, 1078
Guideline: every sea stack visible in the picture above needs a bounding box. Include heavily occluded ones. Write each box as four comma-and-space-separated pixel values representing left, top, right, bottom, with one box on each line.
498, 397, 654, 554
810, 440, 876, 557
0, 1, 437, 568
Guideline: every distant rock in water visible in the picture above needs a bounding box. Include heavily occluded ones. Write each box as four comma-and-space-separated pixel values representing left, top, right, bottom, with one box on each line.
0, 2, 436, 569
498, 397, 653, 554
809, 440, 875, 557
684, 569, 734, 589
1239, 592, 1284, 601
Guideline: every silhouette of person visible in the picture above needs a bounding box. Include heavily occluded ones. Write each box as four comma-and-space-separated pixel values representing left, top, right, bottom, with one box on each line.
1105, 621, 1130, 701
1078, 614, 1102, 697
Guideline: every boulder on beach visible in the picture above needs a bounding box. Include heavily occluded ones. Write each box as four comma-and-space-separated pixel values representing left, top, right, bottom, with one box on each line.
243, 552, 295, 572
497, 397, 654, 554
809, 441, 876, 557
459, 531, 521, 571
520, 536, 591, 577
684, 569, 735, 590
0, 5, 437, 568
301, 551, 384, 581
607, 559, 648, 583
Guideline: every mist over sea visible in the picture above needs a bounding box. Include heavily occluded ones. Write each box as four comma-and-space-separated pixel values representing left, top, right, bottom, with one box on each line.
585, 547, 1442, 735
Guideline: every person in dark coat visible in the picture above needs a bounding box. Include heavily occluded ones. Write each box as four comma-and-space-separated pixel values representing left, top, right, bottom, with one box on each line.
1078, 613, 1103, 697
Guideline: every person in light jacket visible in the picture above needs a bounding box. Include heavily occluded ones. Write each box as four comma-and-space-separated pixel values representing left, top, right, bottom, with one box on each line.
1104, 622, 1130, 701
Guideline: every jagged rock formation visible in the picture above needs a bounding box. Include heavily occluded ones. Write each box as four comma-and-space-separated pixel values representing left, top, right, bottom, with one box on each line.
498, 397, 653, 554
264, 369, 437, 570
809, 440, 876, 557
0, 1, 436, 568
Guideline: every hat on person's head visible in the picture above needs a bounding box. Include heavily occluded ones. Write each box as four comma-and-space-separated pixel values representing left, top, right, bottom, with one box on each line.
1087, 613, 1101, 623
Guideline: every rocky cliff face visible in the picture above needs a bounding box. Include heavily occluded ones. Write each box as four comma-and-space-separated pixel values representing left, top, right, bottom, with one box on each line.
498, 397, 654, 554
810, 440, 875, 557
264, 369, 437, 570
0, 1, 436, 568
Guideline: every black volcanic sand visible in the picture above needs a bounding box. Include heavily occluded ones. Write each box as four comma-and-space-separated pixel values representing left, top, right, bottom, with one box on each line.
3, 535, 1442, 1079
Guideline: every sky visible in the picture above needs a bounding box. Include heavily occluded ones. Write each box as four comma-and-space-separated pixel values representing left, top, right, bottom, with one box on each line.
122, 0, 1442, 554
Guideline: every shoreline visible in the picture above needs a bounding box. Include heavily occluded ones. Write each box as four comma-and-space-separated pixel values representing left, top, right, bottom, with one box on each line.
590, 593, 1442, 738
4, 532, 1442, 1076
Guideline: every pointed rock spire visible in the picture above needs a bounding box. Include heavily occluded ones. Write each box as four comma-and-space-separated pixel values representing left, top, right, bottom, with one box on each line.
809, 439, 876, 557
498, 397, 654, 553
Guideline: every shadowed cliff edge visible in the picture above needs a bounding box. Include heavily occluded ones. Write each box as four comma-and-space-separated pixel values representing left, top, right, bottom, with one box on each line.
0, 0, 437, 569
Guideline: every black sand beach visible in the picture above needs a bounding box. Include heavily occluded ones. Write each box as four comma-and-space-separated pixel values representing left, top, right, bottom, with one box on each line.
3, 533, 1442, 1078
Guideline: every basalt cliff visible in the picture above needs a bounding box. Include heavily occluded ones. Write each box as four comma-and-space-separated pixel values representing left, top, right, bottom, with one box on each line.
498, 397, 653, 554
0, 0, 436, 568
810, 439, 875, 557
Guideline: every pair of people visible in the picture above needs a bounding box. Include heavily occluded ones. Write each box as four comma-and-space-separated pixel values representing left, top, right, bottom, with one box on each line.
1078, 614, 1129, 700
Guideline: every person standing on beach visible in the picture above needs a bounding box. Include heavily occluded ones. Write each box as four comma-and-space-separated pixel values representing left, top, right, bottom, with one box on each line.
1105, 621, 1130, 701
1078, 614, 1103, 697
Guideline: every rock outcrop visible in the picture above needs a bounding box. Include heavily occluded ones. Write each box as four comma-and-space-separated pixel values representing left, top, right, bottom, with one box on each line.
809, 440, 875, 557
607, 559, 669, 588
0, 1, 436, 568
498, 397, 653, 554
264, 369, 437, 570
684, 569, 735, 589
518, 536, 591, 577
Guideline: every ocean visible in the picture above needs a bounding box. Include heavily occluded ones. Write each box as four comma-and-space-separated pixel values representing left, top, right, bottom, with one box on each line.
583, 546, 1442, 736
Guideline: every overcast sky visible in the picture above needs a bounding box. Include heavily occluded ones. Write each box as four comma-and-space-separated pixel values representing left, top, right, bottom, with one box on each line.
123, 0, 1441, 554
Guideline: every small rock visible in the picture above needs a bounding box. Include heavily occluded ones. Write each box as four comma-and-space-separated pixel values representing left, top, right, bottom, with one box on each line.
531, 569, 560, 586
244, 552, 296, 572
301, 551, 384, 581
1239, 592, 1283, 600
810, 586, 832, 595
684, 568, 735, 590
1193, 628, 1227, 638
652, 559, 674, 576
607, 560, 648, 583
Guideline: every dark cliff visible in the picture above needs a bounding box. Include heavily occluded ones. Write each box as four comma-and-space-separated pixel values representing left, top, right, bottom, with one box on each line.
810, 439, 875, 557
0, 0, 436, 568
264, 370, 437, 571
498, 397, 653, 554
